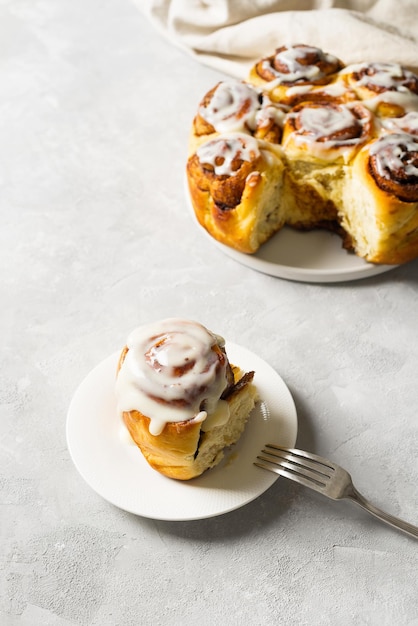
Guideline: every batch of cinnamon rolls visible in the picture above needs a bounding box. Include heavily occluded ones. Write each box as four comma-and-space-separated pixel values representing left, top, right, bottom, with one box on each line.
187, 44, 418, 265
115, 46, 418, 482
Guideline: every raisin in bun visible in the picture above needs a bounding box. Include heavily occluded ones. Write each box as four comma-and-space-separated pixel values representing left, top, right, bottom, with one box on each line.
115, 319, 257, 480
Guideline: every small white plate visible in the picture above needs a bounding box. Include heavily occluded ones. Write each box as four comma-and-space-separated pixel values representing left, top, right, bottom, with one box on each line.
66, 342, 298, 521
185, 183, 395, 283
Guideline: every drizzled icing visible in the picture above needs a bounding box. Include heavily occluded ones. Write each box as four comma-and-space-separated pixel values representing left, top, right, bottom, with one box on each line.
198, 80, 287, 134
369, 133, 418, 180
261, 45, 340, 85
198, 81, 260, 133
285, 103, 372, 161
342, 62, 418, 92
196, 132, 260, 176
116, 319, 230, 436
286, 82, 348, 98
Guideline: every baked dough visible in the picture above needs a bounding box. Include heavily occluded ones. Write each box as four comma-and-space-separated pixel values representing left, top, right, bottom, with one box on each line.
186, 44, 418, 264
115, 319, 257, 480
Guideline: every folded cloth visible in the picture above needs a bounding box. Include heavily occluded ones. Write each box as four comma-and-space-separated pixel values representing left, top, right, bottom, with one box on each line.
134, 0, 418, 77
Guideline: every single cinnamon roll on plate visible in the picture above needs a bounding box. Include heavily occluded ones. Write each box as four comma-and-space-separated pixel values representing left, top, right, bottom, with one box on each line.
115, 319, 257, 480
342, 132, 418, 263
187, 132, 286, 253
248, 44, 344, 105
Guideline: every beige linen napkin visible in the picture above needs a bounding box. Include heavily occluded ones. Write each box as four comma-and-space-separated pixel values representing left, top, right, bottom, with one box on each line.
134, 0, 418, 76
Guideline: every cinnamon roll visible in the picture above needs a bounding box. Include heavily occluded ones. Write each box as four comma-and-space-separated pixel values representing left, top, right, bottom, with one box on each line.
342, 133, 418, 263
340, 62, 418, 117
248, 44, 344, 105
190, 80, 288, 154
280, 101, 374, 230
282, 101, 374, 163
116, 318, 257, 480
187, 132, 286, 253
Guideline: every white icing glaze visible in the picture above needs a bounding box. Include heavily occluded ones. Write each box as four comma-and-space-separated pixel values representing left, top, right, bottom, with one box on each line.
196, 132, 260, 176
253, 94, 288, 129
285, 104, 371, 162
198, 81, 260, 133
115, 319, 230, 436
369, 133, 418, 179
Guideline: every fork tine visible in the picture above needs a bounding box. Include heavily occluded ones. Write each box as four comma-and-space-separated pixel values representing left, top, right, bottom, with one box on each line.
255, 454, 328, 489
254, 456, 329, 494
264, 445, 336, 473
255, 445, 337, 495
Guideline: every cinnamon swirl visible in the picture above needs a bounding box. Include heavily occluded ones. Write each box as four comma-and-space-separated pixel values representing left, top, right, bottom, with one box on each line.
116, 318, 257, 480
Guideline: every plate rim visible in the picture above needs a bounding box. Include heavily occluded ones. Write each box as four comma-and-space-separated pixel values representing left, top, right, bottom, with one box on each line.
213, 234, 395, 283
66, 341, 298, 521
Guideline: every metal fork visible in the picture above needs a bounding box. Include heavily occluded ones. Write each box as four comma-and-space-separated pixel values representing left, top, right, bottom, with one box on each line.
255, 445, 418, 539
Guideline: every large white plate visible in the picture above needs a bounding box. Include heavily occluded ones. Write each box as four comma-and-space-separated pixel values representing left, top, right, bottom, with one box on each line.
185, 183, 395, 283
66, 342, 298, 521
210, 227, 395, 283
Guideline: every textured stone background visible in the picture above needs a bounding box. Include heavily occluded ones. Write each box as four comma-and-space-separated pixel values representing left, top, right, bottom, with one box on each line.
1, 1, 418, 625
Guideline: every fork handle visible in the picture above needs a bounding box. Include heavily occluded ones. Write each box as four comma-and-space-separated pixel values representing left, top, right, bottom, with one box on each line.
347, 487, 418, 539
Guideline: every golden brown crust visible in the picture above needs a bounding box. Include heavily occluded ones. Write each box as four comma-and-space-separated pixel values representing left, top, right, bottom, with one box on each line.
187, 141, 259, 210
